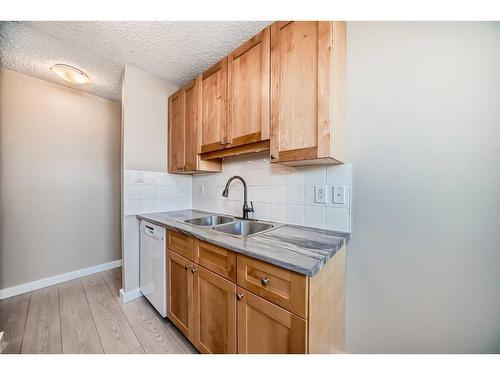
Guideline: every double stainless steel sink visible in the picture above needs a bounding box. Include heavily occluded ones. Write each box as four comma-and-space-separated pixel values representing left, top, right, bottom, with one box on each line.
183, 215, 274, 238
184, 215, 234, 227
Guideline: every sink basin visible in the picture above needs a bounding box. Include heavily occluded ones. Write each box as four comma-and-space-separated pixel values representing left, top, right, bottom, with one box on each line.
184, 215, 234, 227
213, 220, 274, 237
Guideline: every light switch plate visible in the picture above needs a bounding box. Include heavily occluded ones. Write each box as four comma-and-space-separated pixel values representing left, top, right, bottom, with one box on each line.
314, 185, 327, 203
333, 185, 346, 204
200, 184, 205, 196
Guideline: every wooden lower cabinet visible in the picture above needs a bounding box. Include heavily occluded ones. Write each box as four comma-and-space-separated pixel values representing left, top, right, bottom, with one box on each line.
237, 287, 307, 354
167, 251, 194, 341
193, 267, 237, 353
166, 232, 346, 354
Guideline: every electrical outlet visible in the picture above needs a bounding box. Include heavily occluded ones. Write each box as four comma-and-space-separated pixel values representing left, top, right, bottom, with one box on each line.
333, 185, 346, 204
135, 172, 143, 183
200, 184, 205, 196
314, 185, 327, 203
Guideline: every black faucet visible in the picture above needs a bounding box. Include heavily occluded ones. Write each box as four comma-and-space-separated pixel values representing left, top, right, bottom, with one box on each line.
221, 175, 254, 220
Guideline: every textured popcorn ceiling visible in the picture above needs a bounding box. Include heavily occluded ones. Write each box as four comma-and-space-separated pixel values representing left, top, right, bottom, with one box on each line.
0, 21, 271, 101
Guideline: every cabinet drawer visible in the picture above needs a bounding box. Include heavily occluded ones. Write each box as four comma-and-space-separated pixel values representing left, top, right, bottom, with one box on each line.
194, 240, 237, 282
167, 231, 194, 260
237, 255, 308, 318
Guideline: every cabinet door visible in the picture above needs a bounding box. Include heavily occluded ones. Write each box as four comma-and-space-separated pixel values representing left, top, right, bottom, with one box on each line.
193, 267, 237, 354
168, 90, 185, 172
167, 251, 194, 341
270, 21, 345, 164
227, 27, 270, 148
199, 58, 227, 153
237, 287, 307, 354
168, 80, 222, 174
183, 79, 198, 171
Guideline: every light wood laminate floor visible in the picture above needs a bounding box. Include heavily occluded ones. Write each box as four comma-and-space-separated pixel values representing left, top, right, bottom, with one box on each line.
0, 267, 198, 354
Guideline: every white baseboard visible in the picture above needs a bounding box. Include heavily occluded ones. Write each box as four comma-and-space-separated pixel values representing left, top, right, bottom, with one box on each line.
0, 331, 5, 354
0, 259, 123, 299
120, 288, 142, 303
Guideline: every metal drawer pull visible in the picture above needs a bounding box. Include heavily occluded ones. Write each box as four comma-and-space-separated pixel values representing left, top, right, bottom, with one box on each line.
237, 293, 244, 300
185, 264, 192, 270
261, 277, 269, 286
191, 268, 198, 273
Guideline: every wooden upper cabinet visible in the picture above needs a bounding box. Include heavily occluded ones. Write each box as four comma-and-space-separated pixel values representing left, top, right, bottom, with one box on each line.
226, 27, 270, 149
168, 90, 184, 172
168, 80, 221, 174
183, 80, 198, 171
199, 58, 228, 153
270, 21, 347, 166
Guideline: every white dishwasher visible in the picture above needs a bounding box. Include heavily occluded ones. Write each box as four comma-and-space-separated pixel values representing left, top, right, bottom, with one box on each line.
140, 220, 167, 317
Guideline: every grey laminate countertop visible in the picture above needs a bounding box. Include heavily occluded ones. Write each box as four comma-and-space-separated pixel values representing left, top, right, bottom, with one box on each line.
137, 209, 349, 276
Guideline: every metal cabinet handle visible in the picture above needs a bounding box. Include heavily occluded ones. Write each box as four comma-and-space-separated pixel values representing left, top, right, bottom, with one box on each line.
185, 264, 192, 270
270, 154, 277, 160
261, 277, 269, 286
191, 268, 198, 273
237, 293, 244, 300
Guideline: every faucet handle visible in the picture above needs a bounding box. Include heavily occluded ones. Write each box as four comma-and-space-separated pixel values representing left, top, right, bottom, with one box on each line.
249, 201, 254, 212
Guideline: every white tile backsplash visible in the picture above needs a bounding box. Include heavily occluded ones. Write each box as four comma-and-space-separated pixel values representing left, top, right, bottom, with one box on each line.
270, 203, 287, 222
287, 204, 305, 225
126, 154, 352, 232
327, 163, 352, 185
124, 185, 142, 200
142, 185, 157, 200
286, 185, 305, 205
271, 185, 287, 204
326, 207, 351, 232
305, 205, 326, 228
192, 153, 352, 232
303, 165, 327, 185
123, 169, 192, 216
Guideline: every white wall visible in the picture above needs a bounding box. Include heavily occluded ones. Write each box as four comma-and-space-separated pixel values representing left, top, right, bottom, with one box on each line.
192, 153, 352, 232
121, 65, 191, 293
0, 68, 121, 290
122, 65, 172, 171
345, 22, 500, 353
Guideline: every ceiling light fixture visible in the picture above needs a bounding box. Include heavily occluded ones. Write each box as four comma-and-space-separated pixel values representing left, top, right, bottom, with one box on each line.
50, 64, 90, 85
